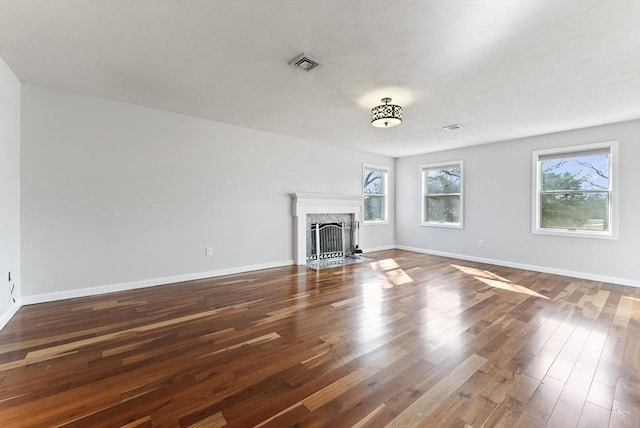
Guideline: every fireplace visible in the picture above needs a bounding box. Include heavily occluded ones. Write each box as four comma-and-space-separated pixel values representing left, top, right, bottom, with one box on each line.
290, 193, 362, 265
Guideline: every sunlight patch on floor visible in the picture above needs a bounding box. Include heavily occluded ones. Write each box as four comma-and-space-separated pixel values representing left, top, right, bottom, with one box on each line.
452, 264, 549, 299
369, 258, 400, 271
620, 295, 640, 321
369, 258, 414, 287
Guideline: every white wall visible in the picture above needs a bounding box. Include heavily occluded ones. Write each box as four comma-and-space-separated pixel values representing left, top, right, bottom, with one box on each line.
0, 57, 21, 328
396, 120, 640, 286
21, 85, 394, 301
20, 83, 636, 306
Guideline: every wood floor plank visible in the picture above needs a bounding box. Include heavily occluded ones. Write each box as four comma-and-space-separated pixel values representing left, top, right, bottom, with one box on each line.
523, 375, 565, 421
384, 353, 487, 427
482, 394, 525, 428
577, 401, 610, 428
0, 249, 637, 426
186, 411, 227, 428
587, 380, 616, 410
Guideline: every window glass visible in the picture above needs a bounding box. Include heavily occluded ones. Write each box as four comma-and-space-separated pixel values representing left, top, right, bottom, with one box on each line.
421, 162, 463, 228
363, 166, 387, 222
533, 143, 616, 238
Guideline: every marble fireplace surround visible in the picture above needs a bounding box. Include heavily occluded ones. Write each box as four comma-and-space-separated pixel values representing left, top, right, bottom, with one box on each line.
290, 193, 362, 265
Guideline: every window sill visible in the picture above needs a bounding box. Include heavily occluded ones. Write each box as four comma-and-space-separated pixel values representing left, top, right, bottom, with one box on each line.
532, 228, 617, 240
420, 222, 463, 229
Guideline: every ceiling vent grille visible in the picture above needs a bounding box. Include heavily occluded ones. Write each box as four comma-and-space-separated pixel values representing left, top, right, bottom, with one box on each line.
443, 123, 463, 131
290, 53, 319, 72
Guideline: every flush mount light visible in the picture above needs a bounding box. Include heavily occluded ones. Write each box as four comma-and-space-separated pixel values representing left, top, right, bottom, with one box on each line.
443, 123, 463, 131
290, 53, 320, 72
371, 98, 403, 128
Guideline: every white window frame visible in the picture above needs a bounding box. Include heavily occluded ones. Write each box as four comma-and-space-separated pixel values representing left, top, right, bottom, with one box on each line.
531, 141, 618, 239
362, 164, 389, 224
420, 160, 464, 229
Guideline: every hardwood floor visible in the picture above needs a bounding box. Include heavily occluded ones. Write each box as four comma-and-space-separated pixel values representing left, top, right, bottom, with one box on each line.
0, 249, 638, 427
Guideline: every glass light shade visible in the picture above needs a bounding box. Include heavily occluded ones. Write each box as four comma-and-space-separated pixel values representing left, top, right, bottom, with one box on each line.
370, 98, 403, 128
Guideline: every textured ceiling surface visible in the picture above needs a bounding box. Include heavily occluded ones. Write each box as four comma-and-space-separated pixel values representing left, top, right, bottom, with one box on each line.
1, 0, 639, 157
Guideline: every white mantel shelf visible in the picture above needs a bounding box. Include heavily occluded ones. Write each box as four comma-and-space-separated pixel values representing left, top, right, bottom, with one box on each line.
290, 193, 363, 265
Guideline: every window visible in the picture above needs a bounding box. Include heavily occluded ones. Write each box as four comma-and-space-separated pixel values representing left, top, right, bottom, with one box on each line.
532, 141, 617, 238
363, 165, 388, 223
421, 161, 463, 228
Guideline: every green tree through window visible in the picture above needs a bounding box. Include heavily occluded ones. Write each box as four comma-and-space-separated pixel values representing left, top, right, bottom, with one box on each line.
538, 149, 611, 233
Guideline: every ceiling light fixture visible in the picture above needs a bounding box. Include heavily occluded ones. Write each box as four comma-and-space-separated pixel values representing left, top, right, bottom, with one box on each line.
371, 98, 403, 128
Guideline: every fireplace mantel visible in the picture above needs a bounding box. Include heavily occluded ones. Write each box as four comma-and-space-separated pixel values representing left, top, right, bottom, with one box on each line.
290, 193, 362, 265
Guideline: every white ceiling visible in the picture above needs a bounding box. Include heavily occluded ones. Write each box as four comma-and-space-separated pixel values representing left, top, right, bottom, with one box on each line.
1, 0, 639, 158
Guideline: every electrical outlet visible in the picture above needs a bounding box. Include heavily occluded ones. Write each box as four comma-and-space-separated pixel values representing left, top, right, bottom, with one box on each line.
206, 247, 213, 256
478, 239, 485, 247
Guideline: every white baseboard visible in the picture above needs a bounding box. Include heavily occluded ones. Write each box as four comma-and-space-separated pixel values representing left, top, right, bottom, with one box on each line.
22, 260, 294, 305
395, 245, 640, 288
0, 299, 22, 331
17, 246, 640, 307
363, 245, 396, 253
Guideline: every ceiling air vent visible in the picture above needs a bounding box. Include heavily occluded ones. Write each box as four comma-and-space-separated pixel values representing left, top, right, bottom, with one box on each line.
290, 53, 320, 72
443, 123, 463, 131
